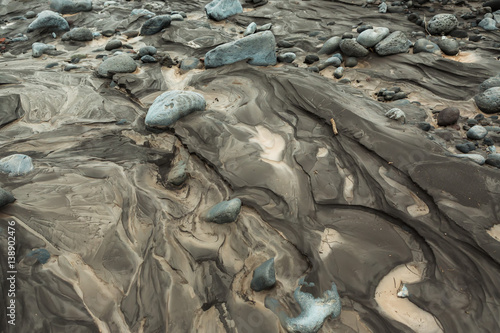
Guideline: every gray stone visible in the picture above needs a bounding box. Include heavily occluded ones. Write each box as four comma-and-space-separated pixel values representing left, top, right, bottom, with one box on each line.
180, 57, 200, 71
0, 74, 20, 85
204, 31, 276, 68
244, 22, 257, 36
250, 258, 276, 291
138, 46, 157, 57
379, 2, 387, 12
467, 125, 488, 140
385, 108, 406, 122
479, 76, 500, 93
318, 36, 341, 55
375, 31, 411, 56
437, 38, 459, 56
0, 188, 15, 208
205, 0, 243, 21
318, 56, 341, 70
475, 87, 500, 114
141, 55, 157, 63
478, 18, 498, 30
0, 154, 34, 176
32, 42, 56, 57
205, 198, 241, 224
145, 90, 206, 127
27, 10, 69, 32
413, 38, 440, 54
62, 27, 93, 41
97, 54, 137, 78
344, 57, 358, 67
451, 154, 486, 165
0, 95, 24, 128
49, 0, 92, 14
131, 8, 155, 18
167, 161, 187, 186
25, 11, 36, 19
64, 64, 79, 71
277, 52, 296, 63
486, 153, 500, 167
170, 14, 184, 21
455, 142, 476, 153
357, 27, 390, 48
427, 14, 458, 35
105, 40, 122, 51
333, 66, 344, 79
257, 23, 272, 32
339, 39, 369, 57
140, 15, 171, 35
437, 107, 460, 126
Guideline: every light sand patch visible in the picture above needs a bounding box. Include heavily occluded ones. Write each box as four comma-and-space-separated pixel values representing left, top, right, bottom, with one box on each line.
375, 263, 443, 333
249, 125, 286, 162
318, 228, 344, 258
487, 225, 500, 242
316, 147, 328, 158
442, 52, 480, 63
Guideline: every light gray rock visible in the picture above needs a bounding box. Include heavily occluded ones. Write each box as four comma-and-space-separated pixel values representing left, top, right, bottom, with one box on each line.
318, 56, 341, 70
339, 39, 369, 57
318, 36, 341, 55
379, 2, 387, 12
0, 154, 34, 176
413, 38, 440, 54
357, 27, 390, 48
27, 10, 69, 32
130, 8, 155, 18
479, 18, 498, 30
451, 154, 486, 165
170, 14, 184, 21
97, 54, 137, 78
145, 90, 206, 127
375, 31, 411, 56
257, 23, 272, 32
475, 87, 500, 114
49, 0, 92, 14
250, 258, 276, 291
427, 14, 458, 35
244, 22, 257, 36
205, 198, 242, 224
277, 52, 296, 63
385, 108, 406, 122
32, 42, 56, 57
205, 0, 243, 21
333, 66, 344, 79
466, 125, 488, 140
204, 31, 276, 68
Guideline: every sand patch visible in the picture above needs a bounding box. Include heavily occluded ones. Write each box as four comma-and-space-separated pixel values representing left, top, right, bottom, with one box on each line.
487, 224, 500, 242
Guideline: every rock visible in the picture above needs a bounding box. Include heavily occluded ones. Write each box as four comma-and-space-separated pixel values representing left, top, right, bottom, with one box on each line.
479, 18, 498, 30
25, 249, 51, 264
145, 90, 206, 127
64, 64, 79, 71
456, 142, 476, 153
0, 188, 15, 208
339, 39, 369, 57
131, 8, 155, 18
138, 46, 157, 57
379, 2, 387, 13
250, 258, 276, 291
452, 154, 486, 165
205, 0, 243, 21
62, 28, 93, 41
27, 10, 69, 32
167, 160, 188, 186
333, 67, 344, 79
170, 14, 184, 21
180, 57, 200, 71
0, 154, 34, 176
484, 0, 500, 11
486, 153, 500, 167
450, 29, 468, 38
277, 52, 296, 63
32, 42, 56, 57
318, 36, 341, 55
277, 40, 295, 48
97, 54, 137, 78
49, 0, 92, 14
427, 14, 458, 35
385, 108, 406, 122
257, 23, 272, 32
105, 39, 122, 51
413, 38, 440, 54
160, 53, 176, 67
304, 54, 319, 64
375, 31, 411, 56
344, 57, 358, 67
437, 107, 460, 126
437, 38, 459, 55
475, 87, 500, 114
357, 25, 373, 33
25, 11, 36, 19
140, 15, 171, 35
205, 198, 242, 224
244, 22, 257, 36
416, 122, 432, 131
204, 31, 276, 68
467, 125, 488, 140
318, 56, 341, 70
141, 55, 157, 63
479, 76, 500, 93
357, 27, 390, 48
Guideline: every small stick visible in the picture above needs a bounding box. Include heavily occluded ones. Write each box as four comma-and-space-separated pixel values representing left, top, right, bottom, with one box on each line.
330, 118, 338, 135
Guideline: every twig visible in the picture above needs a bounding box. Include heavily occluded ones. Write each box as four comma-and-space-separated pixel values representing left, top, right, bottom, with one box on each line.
330, 118, 338, 135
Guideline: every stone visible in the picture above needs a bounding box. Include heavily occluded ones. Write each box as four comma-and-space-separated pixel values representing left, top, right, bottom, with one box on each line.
277, 40, 295, 48
64, 64, 79, 71
375, 31, 411, 56
385, 108, 406, 122
486, 153, 500, 167
138, 46, 157, 57
357, 25, 373, 33
304, 54, 319, 64
257, 23, 272, 32
479, 76, 500, 93
97, 54, 137, 78
339, 39, 369, 57
318, 56, 341, 70
25, 249, 51, 264
130, 9, 155, 18
105, 40, 122, 51
277, 52, 296, 63
141, 55, 156, 63
170, 14, 184, 21
452, 154, 486, 165
250, 258, 276, 291
167, 160, 188, 186
27, 10, 69, 32
437, 107, 460, 126
205, 198, 242, 224
145, 90, 206, 127
450, 29, 468, 38
318, 36, 341, 55
437, 38, 459, 55
344, 57, 358, 67
427, 14, 458, 35
0, 188, 15, 208
180, 57, 200, 71
333, 67, 344, 79
25, 11, 36, 19
475, 87, 500, 114
62, 28, 93, 41
49, 0, 92, 14
484, 0, 500, 11
379, 2, 387, 12
140, 15, 171, 35
244, 22, 257, 36
204, 31, 276, 68
467, 125, 488, 140
357, 27, 390, 48
456, 142, 476, 153
205, 0, 243, 21
416, 122, 432, 131
32, 42, 56, 57
413, 39, 440, 54
478, 18, 498, 30
0, 154, 34, 176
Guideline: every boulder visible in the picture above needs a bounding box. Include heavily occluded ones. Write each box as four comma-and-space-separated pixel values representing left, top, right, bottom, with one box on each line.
318, 36, 341, 55
250, 258, 276, 291
61, 27, 93, 41
205, 198, 242, 224
427, 14, 458, 35
97, 54, 137, 78
205, 0, 243, 21
413, 38, 440, 54
27, 10, 69, 32
357, 27, 390, 48
0, 154, 34, 176
375, 31, 411, 56
145, 90, 206, 127
49, 0, 92, 14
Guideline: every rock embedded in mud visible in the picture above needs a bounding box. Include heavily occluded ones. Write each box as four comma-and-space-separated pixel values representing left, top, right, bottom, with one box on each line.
437, 107, 460, 126
467, 125, 488, 140
204, 31, 277, 68
318, 56, 341, 70
180, 57, 200, 71
318, 36, 341, 55
339, 39, 369, 57
385, 108, 406, 122
105, 39, 122, 51
344, 57, 358, 67
49, 0, 92, 14
244, 22, 257, 36
375, 31, 411, 56
333, 66, 344, 79
205, 0, 243, 21
145, 90, 206, 127
427, 14, 458, 35
27, 10, 69, 32
0, 95, 24, 128
0, 188, 15, 208
32, 42, 56, 57
250, 258, 276, 291
140, 15, 171, 35
413, 38, 440, 54
62, 27, 94, 41
357, 27, 390, 48
205, 198, 242, 224
304, 54, 319, 64
167, 161, 188, 186
0, 154, 34, 176
97, 54, 137, 78
437, 38, 459, 56
475, 87, 500, 114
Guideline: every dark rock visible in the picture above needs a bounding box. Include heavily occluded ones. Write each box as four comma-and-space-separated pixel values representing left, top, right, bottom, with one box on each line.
416, 122, 431, 131
318, 36, 341, 55
141, 55, 157, 63
105, 39, 122, 51
339, 39, 369, 57
49, 0, 92, 14
45, 62, 59, 68
27, 10, 69, 32
205, 0, 243, 21
427, 14, 458, 35
97, 54, 137, 78
140, 15, 171, 35
375, 31, 411, 56
413, 38, 440, 54
250, 258, 276, 291
484, 0, 500, 11
167, 161, 188, 186
138, 46, 157, 57
357, 25, 373, 33
484, 137, 495, 146
485, 153, 500, 167
277, 40, 295, 48
344, 57, 358, 67
180, 57, 200, 71
304, 54, 319, 64
408, 13, 419, 23
0, 187, 15, 208
467, 125, 488, 139
450, 29, 468, 38
145, 90, 206, 127
475, 87, 500, 114
160, 53, 176, 67
0, 95, 24, 128
437, 107, 460, 126
277, 52, 296, 63
205, 198, 241, 224
455, 142, 476, 153
479, 76, 500, 93
437, 38, 459, 55
333, 67, 344, 79
467, 119, 479, 126
469, 35, 482, 42
62, 27, 93, 41
342, 33, 354, 39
